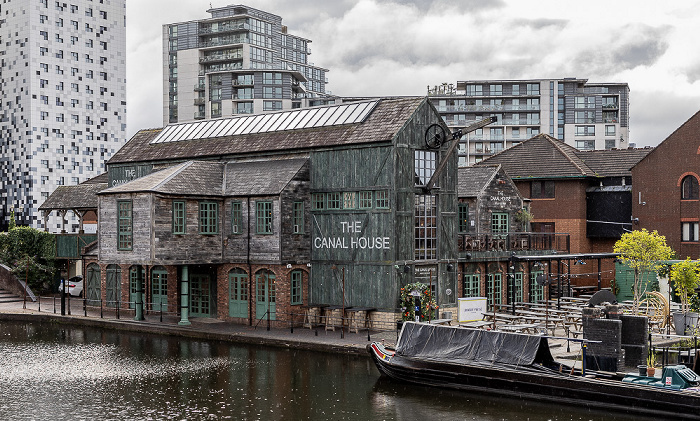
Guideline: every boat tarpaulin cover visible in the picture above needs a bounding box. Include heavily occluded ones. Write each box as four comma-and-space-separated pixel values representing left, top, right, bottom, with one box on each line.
396, 322, 554, 367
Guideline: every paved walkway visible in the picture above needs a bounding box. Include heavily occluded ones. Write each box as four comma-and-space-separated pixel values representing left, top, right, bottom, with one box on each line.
0, 291, 586, 362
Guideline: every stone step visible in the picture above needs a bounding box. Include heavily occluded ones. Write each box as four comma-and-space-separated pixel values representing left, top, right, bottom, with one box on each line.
0, 289, 23, 303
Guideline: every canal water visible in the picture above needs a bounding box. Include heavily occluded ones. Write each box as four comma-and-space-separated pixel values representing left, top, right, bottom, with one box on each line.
0, 321, 655, 421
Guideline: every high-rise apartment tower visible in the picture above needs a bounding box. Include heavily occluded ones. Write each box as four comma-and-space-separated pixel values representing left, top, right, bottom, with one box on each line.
0, 0, 127, 229
164, 4, 332, 125
428, 78, 629, 166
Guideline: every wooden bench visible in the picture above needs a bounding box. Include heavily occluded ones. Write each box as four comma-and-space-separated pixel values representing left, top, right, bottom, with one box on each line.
345, 307, 376, 333
427, 318, 452, 326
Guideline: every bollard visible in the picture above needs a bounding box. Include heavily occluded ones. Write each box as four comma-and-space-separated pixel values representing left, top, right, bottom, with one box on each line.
160, 306, 163, 323
83, 297, 87, 317
100, 298, 103, 319
38, 296, 41, 312
290, 312, 294, 334
53, 296, 56, 314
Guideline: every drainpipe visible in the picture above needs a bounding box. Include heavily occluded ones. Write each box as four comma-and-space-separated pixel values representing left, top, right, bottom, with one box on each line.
178, 265, 191, 326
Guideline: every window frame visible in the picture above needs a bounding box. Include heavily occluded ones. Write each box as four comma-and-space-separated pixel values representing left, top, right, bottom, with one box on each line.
172, 200, 186, 234
256, 201, 273, 234
198, 201, 219, 235
681, 176, 699, 200
231, 201, 242, 234
458, 202, 469, 233
291, 270, 303, 305
531, 180, 555, 199
292, 201, 304, 234
117, 200, 133, 251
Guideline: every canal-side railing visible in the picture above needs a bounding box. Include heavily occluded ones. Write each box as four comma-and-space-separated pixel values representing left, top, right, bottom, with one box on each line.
457, 232, 570, 253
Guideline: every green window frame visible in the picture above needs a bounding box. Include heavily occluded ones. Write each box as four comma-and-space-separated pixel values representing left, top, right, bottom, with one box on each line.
231, 201, 242, 234
172, 200, 185, 234
463, 274, 480, 297
486, 273, 502, 307
117, 200, 132, 250
256, 201, 273, 234
311, 193, 325, 210
343, 192, 356, 209
293, 201, 304, 234
359, 191, 373, 209
199, 201, 219, 234
327, 192, 341, 210
458, 203, 469, 233
491, 212, 509, 233
291, 270, 302, 305
375, 190, 389, 209
508, 272, 523, 303
530, 271, 544, 302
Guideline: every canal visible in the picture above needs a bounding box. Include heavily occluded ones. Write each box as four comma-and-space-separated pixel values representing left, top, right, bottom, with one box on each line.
0, 321, 655, 420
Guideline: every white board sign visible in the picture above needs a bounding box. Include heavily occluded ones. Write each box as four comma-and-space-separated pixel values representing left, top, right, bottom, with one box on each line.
458, 297, 487, 323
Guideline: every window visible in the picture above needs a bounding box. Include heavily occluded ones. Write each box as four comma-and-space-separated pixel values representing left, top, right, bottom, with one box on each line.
530, 271, 544, 302
359, 191, 373, 209
508, 272, 523, 303
293, 202, 304, 234
576, 140, 595, 150
682, 176, 699, 200
311, 193, 325, 210
231, 202, 242, 234
263, 100, 282, 111
326, 193, 341, 210
256, 201, 273, 234
342, 192, 356, 210
526, 83, 539, 95
291, 270, 302, 305
414, 195, 437, 260
415, 150, 436, 185
199, 202, 219, 234
575, 125, 595, 136
605, 125, 616, 136
375, 190, 390, 209
463, 274, 480, 297
118, 201, 133, 250
486, 273, 502, 307
458, 203, 469, 233
683, 222, 699, 242
531, 180, 555, 198
172, 201, 186, 234
491, 213, 508, 233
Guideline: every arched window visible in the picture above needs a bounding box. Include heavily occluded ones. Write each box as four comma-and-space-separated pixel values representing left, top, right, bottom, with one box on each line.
682, 175, 699, 200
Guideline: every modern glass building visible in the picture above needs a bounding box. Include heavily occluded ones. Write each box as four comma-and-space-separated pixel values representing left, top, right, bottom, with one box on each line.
428, 78, 630, 166
163, 4, 333, 125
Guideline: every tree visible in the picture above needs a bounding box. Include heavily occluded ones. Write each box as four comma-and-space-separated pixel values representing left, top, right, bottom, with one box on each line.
0, 226, 56, 292
670, 258, 700, 313
613, 229, 673, 312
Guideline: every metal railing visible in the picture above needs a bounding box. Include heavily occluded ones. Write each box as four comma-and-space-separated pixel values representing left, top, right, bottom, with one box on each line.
458, 232, 570, 253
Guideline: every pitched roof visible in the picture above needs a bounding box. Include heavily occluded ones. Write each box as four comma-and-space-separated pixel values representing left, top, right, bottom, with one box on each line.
458, 164, 499, 197
107, 97, 425, 165
99, 159, 307, 197
38, 182, 109, 210
479, 133, 651, 179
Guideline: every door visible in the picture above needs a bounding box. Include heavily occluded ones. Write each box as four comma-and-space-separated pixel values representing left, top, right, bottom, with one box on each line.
105, 265, 121, 308
255, 270, 276, 321
151, 267, 168, 312
229, 269, 248, 318
190, 274, 211, 317
129, 266, 142, 309
85, 263, 101, 306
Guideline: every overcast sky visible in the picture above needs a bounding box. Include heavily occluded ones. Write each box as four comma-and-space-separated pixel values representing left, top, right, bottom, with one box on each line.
126, 0, 700, 147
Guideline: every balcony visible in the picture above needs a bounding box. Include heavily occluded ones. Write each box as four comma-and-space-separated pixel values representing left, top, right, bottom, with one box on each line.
233, 78, 253, 86
194, 83, 206, 91
193, 98, 206, 105
458, 232, 570, 255
194, 111, 206, 120
199, 22, 250, 35
199, 52, 243, 64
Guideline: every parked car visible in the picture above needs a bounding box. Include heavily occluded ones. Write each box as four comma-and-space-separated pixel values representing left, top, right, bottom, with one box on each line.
58, 276, 83, 297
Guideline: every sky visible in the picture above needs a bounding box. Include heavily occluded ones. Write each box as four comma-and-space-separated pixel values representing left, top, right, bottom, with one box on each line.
126, 0, 700, 147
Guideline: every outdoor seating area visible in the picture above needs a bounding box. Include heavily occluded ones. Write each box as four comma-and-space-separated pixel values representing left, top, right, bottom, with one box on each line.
302, 304, 376, 333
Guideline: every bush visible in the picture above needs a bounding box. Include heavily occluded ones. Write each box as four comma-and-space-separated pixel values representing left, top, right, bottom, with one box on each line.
0, 227, 56, 292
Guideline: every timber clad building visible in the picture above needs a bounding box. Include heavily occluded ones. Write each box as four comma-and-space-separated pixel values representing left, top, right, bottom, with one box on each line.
63, 97, 460, 325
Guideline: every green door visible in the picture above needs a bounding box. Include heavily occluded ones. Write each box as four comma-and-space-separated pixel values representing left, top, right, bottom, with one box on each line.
85, 263, 101, 306
106, 265, 121, 308
190, 274, 211, 317
151, 268, 168, 312
229, 269, 248, 318
255, 270, 276, 321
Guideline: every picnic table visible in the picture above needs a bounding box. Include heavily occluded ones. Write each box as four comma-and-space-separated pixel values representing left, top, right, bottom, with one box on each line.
303, 304, 329, 329
324, 305, 350, 331
345, 307, 376, 333
459, 320, 494, 330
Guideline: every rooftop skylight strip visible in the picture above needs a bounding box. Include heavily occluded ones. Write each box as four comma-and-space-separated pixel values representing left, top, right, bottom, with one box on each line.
239, 115, 266, 135
323, 105, 349, 126
286, 109, 311, 130
222, 117, 248, 137
179, 122, 204, 140
344, 101, 373, 124
258, 113, 283, 132
275, 109, 303, 131
247, 114, 274, 134
200, 120, 226, 138
152, 125, 177, 143
330, 103, 358, 126
295, 108, 319, 129
188, 121, 213, 140
307, 106, 331, 127
163, 124, 190, 143
232, 115, 257, 135
268, 110, 295, 131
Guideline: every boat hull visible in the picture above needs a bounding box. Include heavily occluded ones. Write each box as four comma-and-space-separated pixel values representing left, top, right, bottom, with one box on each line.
368, 342, 700, 420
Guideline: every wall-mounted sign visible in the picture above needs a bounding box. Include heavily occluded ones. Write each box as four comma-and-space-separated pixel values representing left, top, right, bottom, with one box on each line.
313, 220, 390, 250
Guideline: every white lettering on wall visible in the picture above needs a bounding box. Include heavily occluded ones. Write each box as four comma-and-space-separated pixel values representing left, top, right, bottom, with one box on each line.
315, 220, 390, 250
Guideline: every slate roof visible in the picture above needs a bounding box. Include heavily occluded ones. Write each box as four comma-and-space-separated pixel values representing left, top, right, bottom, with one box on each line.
107, 97, 425, 165
479, 133, 652, 179
99, 159, 308, 197
458, 164, 499, 197
38, 182, 109, 210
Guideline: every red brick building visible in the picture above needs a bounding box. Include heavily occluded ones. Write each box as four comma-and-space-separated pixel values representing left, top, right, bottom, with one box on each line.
479, 134, 651, 287
631, 110, 700, 259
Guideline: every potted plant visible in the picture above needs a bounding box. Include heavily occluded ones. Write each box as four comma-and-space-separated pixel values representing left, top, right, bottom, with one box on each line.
670, 258, 700, 335
646, 352, 657, 377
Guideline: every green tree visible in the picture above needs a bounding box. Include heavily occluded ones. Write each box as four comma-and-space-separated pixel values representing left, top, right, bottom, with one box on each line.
0, 226, 56, 292
670, 258, 700, 313
613, 229, 673, 312
8, 209, 15, 230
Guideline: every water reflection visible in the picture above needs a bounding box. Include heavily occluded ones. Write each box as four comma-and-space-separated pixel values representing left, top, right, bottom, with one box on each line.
0, 321, 655, 420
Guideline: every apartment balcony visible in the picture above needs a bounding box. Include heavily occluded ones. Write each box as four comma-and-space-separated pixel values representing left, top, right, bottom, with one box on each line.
193, 98, 206, 105
233, 94, 253, 100
194, 111, 206, 120
603, 103, 619, 109
199, 52, 243, 64
204, 62, 243, 73
233, 78, 253, 86
458, 232, 570, 255
198, 22, 250, 35
194, 83, 206, 91
604, 118, 619, 123
199, 36, 247, 49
